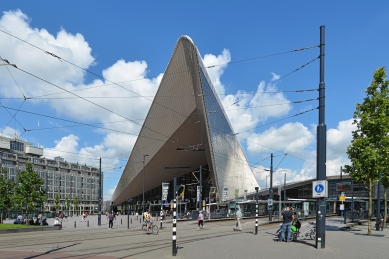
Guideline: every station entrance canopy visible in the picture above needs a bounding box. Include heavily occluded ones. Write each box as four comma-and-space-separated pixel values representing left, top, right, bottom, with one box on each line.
112, 36, 259, 205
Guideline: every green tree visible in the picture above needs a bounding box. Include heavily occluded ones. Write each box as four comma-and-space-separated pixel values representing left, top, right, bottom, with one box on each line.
54, 193, 61, 213
73, 196, 79, 216
0, 169, 16, 224
344, 67, 389, 235
15, 163, 46, 220
64, 195, 70, 216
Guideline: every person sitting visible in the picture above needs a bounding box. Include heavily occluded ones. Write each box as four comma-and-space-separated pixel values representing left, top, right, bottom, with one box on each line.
42, 217, 48, 226
17, 214, 24, 224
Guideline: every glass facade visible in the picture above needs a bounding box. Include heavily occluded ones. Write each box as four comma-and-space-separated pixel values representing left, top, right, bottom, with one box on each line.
10, 141, 24, 151
197, 53, 258, 199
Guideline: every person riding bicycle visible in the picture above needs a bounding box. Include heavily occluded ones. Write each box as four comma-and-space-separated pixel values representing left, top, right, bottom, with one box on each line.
143, 209, 152, 232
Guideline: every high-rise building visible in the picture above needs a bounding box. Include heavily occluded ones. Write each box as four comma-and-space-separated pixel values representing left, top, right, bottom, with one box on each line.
0, 135, 101, 215
112, 36, 259, 210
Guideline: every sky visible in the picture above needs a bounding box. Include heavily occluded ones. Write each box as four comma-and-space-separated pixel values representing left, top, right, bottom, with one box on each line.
0, 2, 388, 200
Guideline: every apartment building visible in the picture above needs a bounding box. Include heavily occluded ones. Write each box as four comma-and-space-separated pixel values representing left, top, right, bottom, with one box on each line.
0, 135, 102, 215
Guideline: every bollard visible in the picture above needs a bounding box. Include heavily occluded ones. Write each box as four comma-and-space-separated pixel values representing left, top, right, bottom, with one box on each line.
87, 220, 89, 227
317, 238, 321, 249
131, 218, 132, 224
74, 221, 76, 228
139, 218, 141, 223
127, 214, 129, 229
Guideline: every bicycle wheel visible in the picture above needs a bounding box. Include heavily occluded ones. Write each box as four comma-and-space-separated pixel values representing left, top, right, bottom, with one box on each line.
310, 229, 316, 240
152, 225, 159, 235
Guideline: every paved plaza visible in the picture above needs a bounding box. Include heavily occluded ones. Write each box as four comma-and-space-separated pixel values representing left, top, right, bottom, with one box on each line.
0, 215, 388, 259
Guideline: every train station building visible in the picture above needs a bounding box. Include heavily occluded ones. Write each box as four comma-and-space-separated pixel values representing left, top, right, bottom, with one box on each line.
111, 36, 259, 212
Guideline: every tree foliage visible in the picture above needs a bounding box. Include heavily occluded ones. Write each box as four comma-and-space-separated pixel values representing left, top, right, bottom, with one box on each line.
54, 193, 61, 212
64, 195, 70, 215
73, 196, 79, 215
15, 163, 46, 220
344, 67, 389, 235
0, 168, 16, 223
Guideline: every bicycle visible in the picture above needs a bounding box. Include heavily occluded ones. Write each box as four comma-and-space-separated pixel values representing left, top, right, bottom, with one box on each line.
141, 219, 159, 235
299, 222, 316, 240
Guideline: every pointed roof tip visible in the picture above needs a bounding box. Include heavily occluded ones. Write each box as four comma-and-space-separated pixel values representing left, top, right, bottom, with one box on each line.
178, 35, 195, 45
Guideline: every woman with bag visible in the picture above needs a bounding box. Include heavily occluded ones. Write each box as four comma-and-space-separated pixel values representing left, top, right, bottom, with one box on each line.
197, 211, 205, 229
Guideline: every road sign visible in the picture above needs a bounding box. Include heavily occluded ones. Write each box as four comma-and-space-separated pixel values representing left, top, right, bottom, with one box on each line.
337, 182, 351, 191
339, 196, 346, 201
268, 199, 273, 206
312, 180, 328, 198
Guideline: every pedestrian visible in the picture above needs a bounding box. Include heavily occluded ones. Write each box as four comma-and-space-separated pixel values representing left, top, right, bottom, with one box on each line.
81, 212, 85, 222
279, 205, 294, 242
234, 208, 242, 231
108, 212, 114, 229
198, 211, 205, 229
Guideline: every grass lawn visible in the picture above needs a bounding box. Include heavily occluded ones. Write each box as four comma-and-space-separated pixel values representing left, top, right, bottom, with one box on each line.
0, 224, 42, 229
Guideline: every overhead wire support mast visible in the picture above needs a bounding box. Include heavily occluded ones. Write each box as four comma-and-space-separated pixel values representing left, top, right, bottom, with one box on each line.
316, 25, 326, 250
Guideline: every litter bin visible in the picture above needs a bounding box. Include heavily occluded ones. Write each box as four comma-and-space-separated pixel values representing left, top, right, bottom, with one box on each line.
192, 210, 199, 221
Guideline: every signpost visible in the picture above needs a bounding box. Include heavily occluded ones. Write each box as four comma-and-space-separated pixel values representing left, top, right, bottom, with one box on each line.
222, 187, 228, 202
312, 180, 328, 198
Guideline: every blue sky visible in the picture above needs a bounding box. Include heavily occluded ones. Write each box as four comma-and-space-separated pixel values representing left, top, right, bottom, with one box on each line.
0, 2, 388, 199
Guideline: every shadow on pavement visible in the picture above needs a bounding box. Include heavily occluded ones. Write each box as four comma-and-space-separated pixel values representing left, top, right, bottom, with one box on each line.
25, 243, 81, 259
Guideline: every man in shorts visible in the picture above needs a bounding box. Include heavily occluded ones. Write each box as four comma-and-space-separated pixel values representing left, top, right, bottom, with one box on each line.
143, 209, 151, 232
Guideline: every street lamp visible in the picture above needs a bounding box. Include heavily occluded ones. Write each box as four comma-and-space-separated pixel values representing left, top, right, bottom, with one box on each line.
263, 153, 274, 221
142, 154, 149, 214
265, 175, 269, 189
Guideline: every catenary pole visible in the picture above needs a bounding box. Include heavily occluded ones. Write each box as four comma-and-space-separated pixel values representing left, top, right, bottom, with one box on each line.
98, 157, 101, 226
199, 166, 202, 211
316, 25, 327, 249
269, 153, 273, 221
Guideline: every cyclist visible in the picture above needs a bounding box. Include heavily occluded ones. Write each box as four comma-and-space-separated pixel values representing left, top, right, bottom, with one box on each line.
143, 209, 152, 232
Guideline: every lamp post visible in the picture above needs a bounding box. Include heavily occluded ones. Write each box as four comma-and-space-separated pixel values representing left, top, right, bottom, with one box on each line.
263, 154, 274, 221
142, 154, 149, 214
98, 157, 102, 226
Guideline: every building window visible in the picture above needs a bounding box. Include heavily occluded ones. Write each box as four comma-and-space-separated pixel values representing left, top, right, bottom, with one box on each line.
10, 141, 24, 151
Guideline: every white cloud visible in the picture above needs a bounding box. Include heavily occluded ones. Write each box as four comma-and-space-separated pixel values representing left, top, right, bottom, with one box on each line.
327, 119, 356, 158
0, 126, 20, 138
203, 49, 292, 137
203, 49, 231, 96
105, 185, 116, 201
247, 122, 314, 156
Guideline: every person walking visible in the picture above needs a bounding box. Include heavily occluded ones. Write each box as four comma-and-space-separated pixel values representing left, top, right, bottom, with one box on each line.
108, 212, 114, 229
234, 208, 242, 231
279, 205, 294, 242
198, 211, 205, 229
